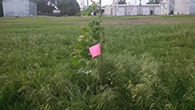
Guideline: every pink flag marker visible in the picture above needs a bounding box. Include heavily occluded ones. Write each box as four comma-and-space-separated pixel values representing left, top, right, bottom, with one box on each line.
89, 43, 101, 58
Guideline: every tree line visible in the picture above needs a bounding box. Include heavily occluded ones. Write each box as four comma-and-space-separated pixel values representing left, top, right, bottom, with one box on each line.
147, 0, 160, 4
0, 0, 3, 17
29, 0, 80, 16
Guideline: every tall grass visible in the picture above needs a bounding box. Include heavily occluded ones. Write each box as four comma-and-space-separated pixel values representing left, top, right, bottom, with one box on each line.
0, 16, 195, 109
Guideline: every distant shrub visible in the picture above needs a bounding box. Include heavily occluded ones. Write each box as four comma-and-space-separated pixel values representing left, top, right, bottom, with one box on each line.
76, 12, 81, 16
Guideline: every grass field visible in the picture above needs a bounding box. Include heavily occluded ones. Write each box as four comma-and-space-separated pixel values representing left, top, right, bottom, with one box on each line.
0, 15, 195, 110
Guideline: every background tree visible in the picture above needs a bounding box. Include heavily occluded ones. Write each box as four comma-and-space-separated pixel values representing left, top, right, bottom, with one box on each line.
0, 0, 3, 17
118, 0, 127, 4
30, 0, 55, 13
147, 0, 159, 4
30, 0, 80, 15
57, 0, 80, 16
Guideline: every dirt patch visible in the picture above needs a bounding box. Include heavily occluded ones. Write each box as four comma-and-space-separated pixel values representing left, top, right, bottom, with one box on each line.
64, 19, 195, 26
102, 19, 195, 26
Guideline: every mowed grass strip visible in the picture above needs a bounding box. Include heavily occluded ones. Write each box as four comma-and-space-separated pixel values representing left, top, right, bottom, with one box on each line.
0, 16, 195, 109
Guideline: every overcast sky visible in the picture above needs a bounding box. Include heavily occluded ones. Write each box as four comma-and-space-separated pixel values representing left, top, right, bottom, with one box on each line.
76, 0, 149, 7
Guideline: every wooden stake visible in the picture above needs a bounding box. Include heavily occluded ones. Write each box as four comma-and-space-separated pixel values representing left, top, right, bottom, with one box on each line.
100, 40, 103, 85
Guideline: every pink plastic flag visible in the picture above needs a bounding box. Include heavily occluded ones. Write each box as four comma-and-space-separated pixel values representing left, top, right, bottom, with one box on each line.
89, 43, 101, 58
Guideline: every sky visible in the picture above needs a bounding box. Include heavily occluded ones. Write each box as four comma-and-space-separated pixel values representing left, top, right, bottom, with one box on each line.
76, 0, 149, 7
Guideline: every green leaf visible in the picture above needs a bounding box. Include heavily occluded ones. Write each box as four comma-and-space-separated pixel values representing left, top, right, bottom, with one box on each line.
78, 50, 82, 54
92, 32, 101, 40
81, 6, 91, 15
80, 49, 90, 57
84, 32, 91, 39
88, 21, 98, 27
72, 56, 81, 65
77, 40, 91, 49
77, 42, 87, 49
94, 26, 104, 31
95, 21, 101, 26
83, 27, 90, 33
91, 3, 98, 11
89, 21, 101, 29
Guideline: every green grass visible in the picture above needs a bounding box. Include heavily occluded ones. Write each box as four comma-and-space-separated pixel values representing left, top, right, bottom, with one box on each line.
0, 15, 195, 110
0, 15, 194, 23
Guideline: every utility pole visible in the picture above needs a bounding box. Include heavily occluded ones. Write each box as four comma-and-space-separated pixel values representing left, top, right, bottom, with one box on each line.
116, 0, 118, 16
135, 0, 137, 15
138, 0, 142, 15
112, 0, 115, 16
99, 0, 101, 14
87, 0, 89, 6
167, 0, 170, 15
139, 0, 141, 6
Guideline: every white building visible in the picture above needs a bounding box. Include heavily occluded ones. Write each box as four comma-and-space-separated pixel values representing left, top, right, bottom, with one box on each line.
2, 0, 37, 17
104, 4, 160, 16
141, 4, 160, 15
104, 0, 160, 16
160, 0, 195, 15
104, 0, 195, 16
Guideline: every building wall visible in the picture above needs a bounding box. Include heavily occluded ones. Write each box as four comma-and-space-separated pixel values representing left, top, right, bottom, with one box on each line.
169, 0, 174, 13
111, 4, 127, 16
142, 5, 160, 15
190, 0, 195, 14
160, 0, 167, 15
111, 4, 116, 16
138, 6, 142, 14
118, 6, 125, 16
3, 0, 37, 17
128, 6, 137, 15
160, 0, 193, 15
104, 6, 112, 16
142, 7, 150, 15
105, 0, 194, 16
104, 4, 160, 16
154, 7, 160, 14
174, 0, 190, 15
3, 0, 29, 16
160, 0, 175, 15
29, 1, 37, 16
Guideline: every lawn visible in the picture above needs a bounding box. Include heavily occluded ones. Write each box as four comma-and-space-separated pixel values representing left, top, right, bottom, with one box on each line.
0, 15, 195, 110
